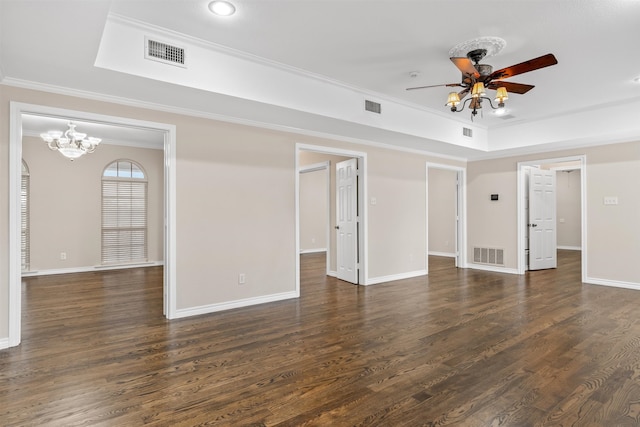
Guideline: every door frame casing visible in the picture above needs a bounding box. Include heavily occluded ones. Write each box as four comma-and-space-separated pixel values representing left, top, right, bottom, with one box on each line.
425, 162, 467, 272
517, 155, 586, 279
295, 143, 367, 291
8, 102, 177, 348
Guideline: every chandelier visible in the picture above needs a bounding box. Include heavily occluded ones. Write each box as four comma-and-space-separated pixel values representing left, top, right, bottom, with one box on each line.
40, 122, 101, 160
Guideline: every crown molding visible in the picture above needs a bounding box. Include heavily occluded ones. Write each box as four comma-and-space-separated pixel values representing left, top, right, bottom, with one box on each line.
8, 77, 634, 164
1, 78, 468, 163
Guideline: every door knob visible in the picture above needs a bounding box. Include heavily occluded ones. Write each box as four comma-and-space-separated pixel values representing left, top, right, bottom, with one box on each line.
335, 225, 340, 230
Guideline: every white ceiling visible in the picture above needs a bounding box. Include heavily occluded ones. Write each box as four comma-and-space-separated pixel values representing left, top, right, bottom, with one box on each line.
2, 0, 640, 159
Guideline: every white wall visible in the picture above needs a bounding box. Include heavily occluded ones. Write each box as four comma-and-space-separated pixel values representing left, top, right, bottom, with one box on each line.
468, 141, 640, 285
428, 168, 457, 256
4, 84, 640, 345
22, 136, 164, 272
299, 168, 328, 253
556, 169, 581, 249
1, 86, 468, 336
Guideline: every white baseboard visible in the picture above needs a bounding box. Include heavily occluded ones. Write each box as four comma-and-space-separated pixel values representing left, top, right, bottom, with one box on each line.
327, 271, 337, 278
428, 251, 456, 258
0, 337, 9, 350
300, 248, 327, 254
366, 270, 428, 286
557, 246, 581, 251
174, 291, 299, 319
584, 277, 640, 291
21, 261, 164, 277
467, 263, 520, 275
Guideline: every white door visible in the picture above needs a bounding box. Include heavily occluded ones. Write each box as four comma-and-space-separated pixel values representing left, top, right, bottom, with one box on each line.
528, 169, 557, 270
336, 158, 358, 283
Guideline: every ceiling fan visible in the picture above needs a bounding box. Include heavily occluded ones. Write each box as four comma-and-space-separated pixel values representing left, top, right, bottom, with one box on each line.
407, 48, 558, 118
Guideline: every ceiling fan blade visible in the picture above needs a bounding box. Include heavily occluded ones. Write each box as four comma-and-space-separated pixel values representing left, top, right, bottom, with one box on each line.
487, 81, 535, 94
450, 57, 480, 78
406, 83, 462, 91
489, 53, 558, 80
458, 88, 470, 100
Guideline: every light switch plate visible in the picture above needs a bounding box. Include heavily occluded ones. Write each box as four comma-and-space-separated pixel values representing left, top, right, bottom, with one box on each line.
603, 196, 618, 205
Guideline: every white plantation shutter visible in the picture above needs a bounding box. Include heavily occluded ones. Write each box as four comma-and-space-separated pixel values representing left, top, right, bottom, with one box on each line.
21, 160, 30, 271
101, 160, 148, 264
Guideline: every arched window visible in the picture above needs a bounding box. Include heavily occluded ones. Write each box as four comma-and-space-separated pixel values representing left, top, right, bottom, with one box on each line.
101, 160, 148, 264
21, 160, 30, 271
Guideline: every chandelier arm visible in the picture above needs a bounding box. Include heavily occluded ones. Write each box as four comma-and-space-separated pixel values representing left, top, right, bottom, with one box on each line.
480, 96, 502, 110
453, 97, 474, 113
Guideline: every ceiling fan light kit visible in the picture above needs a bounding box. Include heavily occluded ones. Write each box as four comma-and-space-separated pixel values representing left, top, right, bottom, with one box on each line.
408, 37, 558, 120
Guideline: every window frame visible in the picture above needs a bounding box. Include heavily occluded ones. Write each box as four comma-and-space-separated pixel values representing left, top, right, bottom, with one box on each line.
101, 159, 149, 265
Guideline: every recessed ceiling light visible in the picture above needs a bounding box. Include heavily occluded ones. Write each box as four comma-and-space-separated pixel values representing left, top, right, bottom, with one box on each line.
634, 76, 640, 84
208, 1, 236, 16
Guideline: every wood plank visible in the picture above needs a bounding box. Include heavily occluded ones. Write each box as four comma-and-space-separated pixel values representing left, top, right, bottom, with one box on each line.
2, 251, 640, 425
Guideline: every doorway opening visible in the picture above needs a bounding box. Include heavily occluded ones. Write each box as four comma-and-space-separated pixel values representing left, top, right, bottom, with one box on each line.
298, 161, 331, 276
296, 144, 367, 290
517, 155, 586, 280
8, 102, 177, 348
426, 163, 467, 273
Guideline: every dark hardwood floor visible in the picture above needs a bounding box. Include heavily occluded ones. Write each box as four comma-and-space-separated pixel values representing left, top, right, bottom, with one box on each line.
2, 251, 640, 426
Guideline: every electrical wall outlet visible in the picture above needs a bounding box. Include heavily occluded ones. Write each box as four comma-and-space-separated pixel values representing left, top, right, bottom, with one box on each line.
60, 252, 67, 260
238, 273, 246, 285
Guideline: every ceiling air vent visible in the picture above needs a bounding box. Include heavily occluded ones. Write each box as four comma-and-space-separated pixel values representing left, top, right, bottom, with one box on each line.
463, 127, 473, 138
365, 100, 381, 114
145, 38, 186, 67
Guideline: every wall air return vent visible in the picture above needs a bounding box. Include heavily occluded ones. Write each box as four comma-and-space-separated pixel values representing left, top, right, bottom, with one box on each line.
145, 37, 186, 67
473, 247, 505, 266
365, 100, 382, 114
463, 127, 473, 138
